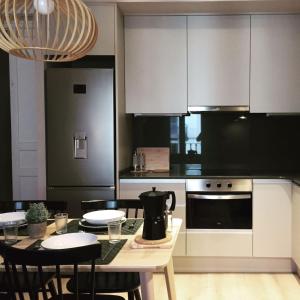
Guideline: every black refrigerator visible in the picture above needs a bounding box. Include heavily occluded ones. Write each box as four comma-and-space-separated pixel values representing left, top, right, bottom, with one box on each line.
46, 68, 115, 217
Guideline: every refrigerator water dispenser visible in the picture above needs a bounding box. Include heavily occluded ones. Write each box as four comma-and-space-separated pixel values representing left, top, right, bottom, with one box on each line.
74, 132, 88, 159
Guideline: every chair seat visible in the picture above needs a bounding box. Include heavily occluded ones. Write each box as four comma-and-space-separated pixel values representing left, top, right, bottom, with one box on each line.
0, 271, 54, 292
66, 272, 140, 293
50, 295, 125, 300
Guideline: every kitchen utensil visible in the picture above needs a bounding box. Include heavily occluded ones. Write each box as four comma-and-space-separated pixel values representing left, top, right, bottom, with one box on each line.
108, 220, 122, 244
0, 212, 26, 226
79, 217, 126, 229
3, 222, 18, 245
41, 232, 98, 249
55, 213, 68, 234
82, 210, 125, 225
139, 187, 176, 240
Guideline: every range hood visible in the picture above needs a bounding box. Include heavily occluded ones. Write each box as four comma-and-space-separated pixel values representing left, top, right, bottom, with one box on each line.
188, 106, 249, 113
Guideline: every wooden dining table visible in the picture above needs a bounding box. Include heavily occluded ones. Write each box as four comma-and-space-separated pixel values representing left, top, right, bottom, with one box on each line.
0, 218, 182, 300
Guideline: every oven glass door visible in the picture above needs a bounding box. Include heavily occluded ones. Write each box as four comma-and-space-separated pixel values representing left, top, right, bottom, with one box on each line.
186, 193, 252, 229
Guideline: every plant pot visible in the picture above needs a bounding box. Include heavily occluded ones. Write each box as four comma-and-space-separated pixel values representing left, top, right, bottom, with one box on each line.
27, 222, 47, 239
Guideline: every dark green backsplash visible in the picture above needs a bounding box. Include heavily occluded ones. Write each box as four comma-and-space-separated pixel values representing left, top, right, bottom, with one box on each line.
133, 113, 300, 172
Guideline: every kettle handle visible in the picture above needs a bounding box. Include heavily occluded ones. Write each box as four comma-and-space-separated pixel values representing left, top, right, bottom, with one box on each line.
167, 191, 176, 211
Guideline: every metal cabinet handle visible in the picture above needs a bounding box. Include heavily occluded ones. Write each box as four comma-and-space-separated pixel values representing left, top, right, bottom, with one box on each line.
187, 194, 251, 200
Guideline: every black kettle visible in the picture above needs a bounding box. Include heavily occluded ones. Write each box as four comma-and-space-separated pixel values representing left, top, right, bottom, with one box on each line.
139, 187, 176, 240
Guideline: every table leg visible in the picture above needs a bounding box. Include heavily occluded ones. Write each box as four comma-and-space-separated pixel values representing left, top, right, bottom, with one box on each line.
164, 257, 177, 300
140, 271, 155, 300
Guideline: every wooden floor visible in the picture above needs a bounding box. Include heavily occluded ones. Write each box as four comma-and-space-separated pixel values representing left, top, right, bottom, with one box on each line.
24, 273, 300, 300
148, 273, 300, 300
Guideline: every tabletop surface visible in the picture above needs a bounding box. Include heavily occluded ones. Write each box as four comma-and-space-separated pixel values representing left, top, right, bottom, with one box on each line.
0, 218, 182, 272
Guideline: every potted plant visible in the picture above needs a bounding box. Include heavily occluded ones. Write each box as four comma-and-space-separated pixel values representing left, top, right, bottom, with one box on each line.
26, 203, 49, 238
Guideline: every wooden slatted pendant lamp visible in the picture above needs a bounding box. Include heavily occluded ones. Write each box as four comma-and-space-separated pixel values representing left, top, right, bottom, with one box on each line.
0, 0, 98, 62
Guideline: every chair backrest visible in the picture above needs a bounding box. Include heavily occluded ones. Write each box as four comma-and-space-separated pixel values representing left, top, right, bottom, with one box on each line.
0, 201, 15, 213
0, 241, 102, 300
81, 199, 144, 218
0, 201, 67, 217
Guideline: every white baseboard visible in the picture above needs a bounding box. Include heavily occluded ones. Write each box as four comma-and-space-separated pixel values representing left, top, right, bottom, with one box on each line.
173, 256, 295, 273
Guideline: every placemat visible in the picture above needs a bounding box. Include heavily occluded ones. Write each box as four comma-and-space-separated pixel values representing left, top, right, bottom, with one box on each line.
52, 219, 143, 235
26, 239, 127, 265
18, 220, 54, 236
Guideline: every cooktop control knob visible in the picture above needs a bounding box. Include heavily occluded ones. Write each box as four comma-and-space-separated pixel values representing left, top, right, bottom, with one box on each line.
217, 183, 222, 188
228, 183, 232, 188
206, 183, 211, 188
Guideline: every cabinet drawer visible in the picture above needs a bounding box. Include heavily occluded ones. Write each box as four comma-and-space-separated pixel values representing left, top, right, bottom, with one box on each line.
119, 179, 186, 205
187, 230, 252, 257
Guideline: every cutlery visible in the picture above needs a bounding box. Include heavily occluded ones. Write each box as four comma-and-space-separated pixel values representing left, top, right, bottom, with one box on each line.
128, 220, 137, 229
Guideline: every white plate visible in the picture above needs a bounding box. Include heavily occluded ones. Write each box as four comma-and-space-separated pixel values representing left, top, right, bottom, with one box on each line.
79, 217, 126, 229
41, 232, 98, 250
0, 212, 26, 226
83, 210, 125, 225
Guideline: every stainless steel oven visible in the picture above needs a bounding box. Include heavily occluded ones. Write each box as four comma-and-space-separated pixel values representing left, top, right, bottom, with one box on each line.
186, 179, 252, 229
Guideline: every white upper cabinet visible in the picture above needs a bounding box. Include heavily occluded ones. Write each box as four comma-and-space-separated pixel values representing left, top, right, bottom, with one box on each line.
250, 15, 300, 113
188, 15, 250, 108
125, 16, 187, 114
87, 4, 115, 55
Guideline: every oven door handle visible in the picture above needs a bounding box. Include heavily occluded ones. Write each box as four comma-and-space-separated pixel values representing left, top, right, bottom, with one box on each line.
187, 194, 251, 200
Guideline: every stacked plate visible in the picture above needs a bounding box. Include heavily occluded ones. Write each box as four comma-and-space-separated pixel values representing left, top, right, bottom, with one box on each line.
0, 212, 26, 228
80, 210, 126, 230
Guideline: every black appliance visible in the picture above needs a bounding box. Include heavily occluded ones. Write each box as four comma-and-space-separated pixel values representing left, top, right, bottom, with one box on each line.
46, 68, 115, 217
186, 179, 252, 229
139, 187, 176, 240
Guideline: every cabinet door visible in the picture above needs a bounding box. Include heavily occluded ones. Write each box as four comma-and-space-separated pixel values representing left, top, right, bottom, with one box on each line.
87, 4, 115, 55
188, 15, 250, 107
125, 16, 187, 114
253, 180, 292, 258
250, 15, 300, 113
9, 56, 46, 200
292, 183, 300, 268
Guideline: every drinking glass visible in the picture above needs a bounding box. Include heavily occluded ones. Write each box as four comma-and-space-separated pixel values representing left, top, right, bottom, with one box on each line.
3, 222, 18, 245
55, 213, 68, 234
107, 220, 122, 244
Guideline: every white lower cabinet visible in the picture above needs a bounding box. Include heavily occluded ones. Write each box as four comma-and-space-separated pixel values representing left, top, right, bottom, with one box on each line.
119, 179, 186, 256
187, 230, 252, 257
120, 178, 293, 260
292, 183, 300, 268
253, 179, 292, 258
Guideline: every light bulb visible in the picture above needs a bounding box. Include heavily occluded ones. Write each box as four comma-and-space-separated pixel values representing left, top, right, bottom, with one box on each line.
34, 0, 55, 15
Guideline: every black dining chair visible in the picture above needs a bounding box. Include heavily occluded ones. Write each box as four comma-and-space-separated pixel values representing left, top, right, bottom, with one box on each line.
0, 200, 68, 217
66, 199, 143, 300
0, 241, 125, 300
0, 201, 63, 299
0, 268, 56, 300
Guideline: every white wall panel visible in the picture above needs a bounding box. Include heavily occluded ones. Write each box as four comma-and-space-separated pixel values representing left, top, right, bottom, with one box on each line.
19, 151, 37, 169
20, 177, 38, 200
10, 56, 46, 200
